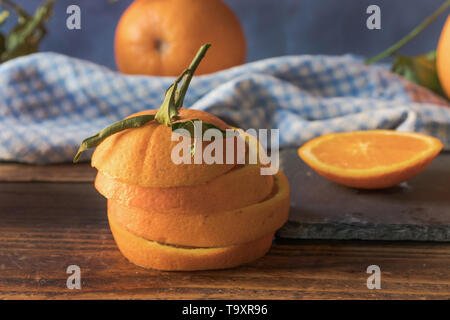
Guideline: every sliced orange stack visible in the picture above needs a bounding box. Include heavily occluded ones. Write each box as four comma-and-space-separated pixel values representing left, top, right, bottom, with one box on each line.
92, 109, 290, 271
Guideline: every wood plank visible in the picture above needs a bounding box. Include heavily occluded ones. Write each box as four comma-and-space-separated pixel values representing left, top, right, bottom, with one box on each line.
0, 181, 449, 299
0, 163, 95, 182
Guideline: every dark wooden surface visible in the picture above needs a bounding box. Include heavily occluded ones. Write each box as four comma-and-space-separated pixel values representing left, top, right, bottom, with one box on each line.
0, 164, 449, 299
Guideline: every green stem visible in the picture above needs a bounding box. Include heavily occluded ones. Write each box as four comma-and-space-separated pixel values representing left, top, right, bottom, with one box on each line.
73, 114, 155, 163
365, 0, 450, 64
73, 44, 213, 163
175, 43, 211, 109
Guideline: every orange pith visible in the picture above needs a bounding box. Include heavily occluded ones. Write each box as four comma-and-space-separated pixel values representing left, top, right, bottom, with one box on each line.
106, 171, 290, 247
95, 164, 274, 214
298, 130, 443, 189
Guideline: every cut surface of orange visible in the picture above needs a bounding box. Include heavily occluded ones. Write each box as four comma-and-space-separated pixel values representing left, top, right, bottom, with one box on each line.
298, 130, 443, 189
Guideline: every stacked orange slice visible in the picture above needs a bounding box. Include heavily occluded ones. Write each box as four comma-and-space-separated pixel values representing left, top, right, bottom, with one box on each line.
92, 109, 290, 271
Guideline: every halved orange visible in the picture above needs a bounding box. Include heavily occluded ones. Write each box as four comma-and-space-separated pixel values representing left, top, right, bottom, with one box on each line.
298, 130, 443, 189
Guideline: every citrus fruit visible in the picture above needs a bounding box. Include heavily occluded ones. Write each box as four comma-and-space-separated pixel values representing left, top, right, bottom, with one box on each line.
437, 15, 450, 99
95, 164, 274, 214
109, 215, 274, 271
298, 130, 443, 189
106, 171, 290, 247
77, 45, 290, 271
114, 0, 246, 76
91, 109, 237, 187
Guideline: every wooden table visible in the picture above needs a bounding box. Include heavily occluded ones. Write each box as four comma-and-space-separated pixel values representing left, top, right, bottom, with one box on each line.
0, 163, 449, 300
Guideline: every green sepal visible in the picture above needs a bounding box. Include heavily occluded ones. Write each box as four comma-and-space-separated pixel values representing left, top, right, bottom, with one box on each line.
73, 114, 155, 163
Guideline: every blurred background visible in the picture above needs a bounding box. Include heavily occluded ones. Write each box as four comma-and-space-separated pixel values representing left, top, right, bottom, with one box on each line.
7, 0, 448, 69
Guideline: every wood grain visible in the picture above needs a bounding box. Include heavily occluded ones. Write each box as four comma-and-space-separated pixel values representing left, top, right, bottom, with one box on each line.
0, 165, 449, 299
0, 163, 95, 182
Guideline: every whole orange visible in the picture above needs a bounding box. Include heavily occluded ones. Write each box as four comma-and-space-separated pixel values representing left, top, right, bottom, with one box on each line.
437, 15, 450, 99
114, 0, 246, 76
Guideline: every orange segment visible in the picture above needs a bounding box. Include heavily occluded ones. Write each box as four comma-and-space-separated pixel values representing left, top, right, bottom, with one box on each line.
107, 171, 290, 247
96, 164, 274, 214
109, 216, 274, 271
298, 130, 443, 189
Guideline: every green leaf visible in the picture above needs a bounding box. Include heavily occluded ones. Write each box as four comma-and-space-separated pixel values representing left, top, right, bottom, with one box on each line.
0, 10, 10, 26
1, 0, 54, 63
392, 51, 446, 97
3, 0, 31, 22
73, 115, 155, 163
155, 83, 179, 126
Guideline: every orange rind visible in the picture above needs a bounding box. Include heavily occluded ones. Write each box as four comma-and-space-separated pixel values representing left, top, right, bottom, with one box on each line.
109, 216, 274, 271
96, 164, 274, 214
92, 109, 237, 188
298, 130, 443, 189
107, 171, 289, 247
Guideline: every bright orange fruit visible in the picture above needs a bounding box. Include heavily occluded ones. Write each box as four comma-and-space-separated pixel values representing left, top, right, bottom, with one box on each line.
95, 164, 274, 215
114, 0, 246, 76
298, 130, 443, 189
109, 215, 275, 271
106, 171, 290, 248
91, 109, 236, 188
437, 15, 450, 99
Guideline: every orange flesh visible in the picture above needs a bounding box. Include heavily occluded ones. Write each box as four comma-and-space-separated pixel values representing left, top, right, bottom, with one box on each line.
311, 134, 429, 170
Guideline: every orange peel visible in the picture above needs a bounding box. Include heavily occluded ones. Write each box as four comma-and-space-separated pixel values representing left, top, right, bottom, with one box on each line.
92, 109, 238, 187
96, 164, 274, 214
107, 171, 290, 247
109, 216, 274, 271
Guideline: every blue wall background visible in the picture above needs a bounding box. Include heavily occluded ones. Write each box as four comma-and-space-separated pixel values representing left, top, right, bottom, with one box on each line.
11, 0, 450, 70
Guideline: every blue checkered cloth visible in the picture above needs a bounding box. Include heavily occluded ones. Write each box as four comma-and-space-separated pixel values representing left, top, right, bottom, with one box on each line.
1, 52, 449, 164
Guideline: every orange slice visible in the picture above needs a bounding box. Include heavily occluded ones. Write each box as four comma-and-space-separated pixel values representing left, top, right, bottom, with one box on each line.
107, 171, 290, 247
298, 130, 443, 189
92, 109, 237, 188
95, 164, 274, 214
108, 216, 274, 271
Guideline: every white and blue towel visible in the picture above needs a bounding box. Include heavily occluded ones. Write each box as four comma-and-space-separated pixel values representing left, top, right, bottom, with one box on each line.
0, 52, 449, 164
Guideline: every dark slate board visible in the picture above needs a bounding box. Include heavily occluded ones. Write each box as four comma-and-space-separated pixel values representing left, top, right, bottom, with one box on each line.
277, 148, 450, 241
